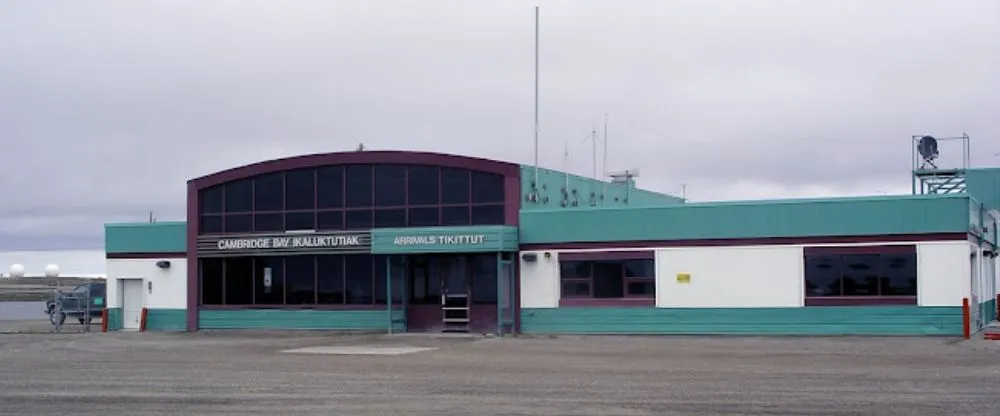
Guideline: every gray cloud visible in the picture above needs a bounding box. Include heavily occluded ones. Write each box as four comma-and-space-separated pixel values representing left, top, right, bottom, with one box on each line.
2, 0, 999, 249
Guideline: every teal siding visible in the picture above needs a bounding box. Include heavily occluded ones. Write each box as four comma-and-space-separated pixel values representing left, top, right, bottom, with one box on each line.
199, 309, 403, 331
519, 165, 684, 211
146, 309, 187, 331
520, 194, 971, 244
105, 222, 186, 254
520, 307, 963, 336
967, 168, 1000, 212
983, 299, 997, 324
371, 226, 518, 254
106, 307, 123, 330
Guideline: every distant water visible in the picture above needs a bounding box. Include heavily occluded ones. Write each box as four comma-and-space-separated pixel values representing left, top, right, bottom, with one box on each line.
0, 302, 43, 321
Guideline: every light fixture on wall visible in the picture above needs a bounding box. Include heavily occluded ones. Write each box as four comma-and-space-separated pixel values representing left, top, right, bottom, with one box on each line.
155, 260, 171, 269
148, 281, 153, 293
521, 253, 538, 262
544, 252, 552, 259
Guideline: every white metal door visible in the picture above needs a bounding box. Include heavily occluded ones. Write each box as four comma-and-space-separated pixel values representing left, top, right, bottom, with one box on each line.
121, 279, 144, 330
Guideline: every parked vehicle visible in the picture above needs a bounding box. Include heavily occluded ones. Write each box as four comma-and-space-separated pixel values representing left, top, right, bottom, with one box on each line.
44, 282, 106, 325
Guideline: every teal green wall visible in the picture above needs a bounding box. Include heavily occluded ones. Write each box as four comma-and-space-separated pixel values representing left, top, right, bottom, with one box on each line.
198, 309, 404, 331
519, 165, 684, 211
967, 168, 1000, 212
371, 226, 518, 254
983, 299, 997, 324
106, 307, 123, 330
520, 307, 963, 336
146, 309, 187, 331
105, 222, 186, 253
520, 194, 971, 244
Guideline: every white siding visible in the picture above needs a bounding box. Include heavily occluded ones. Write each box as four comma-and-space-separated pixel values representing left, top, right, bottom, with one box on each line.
916, 241, 971, 306
106, 259, 187, 309
518, 250, 560, 308
656, 245, 804, 308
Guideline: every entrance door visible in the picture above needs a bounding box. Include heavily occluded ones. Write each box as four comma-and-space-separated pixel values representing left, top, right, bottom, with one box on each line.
121, 279, 144, 330
440, 256, 471, 332
497, 255, 516, 336
405, 256, 441, 332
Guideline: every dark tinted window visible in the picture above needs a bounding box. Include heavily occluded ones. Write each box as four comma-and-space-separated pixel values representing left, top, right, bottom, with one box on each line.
373, 255, 387, 303
200, 215, 223, 234
345, 210, 373, 229
284, 255, 315, 305
317, 255, 344, 304
224, 257, 253, 305
440, 168, 470, 204
592, 261, 624, 298
374, 209, 406, 228
200, 258, 224, 305
408, 165, 439, 205
441, 206, 470, 226
254, 257, 284, 305
254, 213, 283, 232
225, 180, 253, 212
285, 212, 315, 231
408, 207, 439, 227
344, 255, 373, 304
374, 165, 406, 206
880, 253, 917, 296
623, 259, 655, 278
471, 204, 504, 225
841, 254, 879, 296
804, 250, 918, 299
285, 169, 316, 210
471, 172, 504, 203
316, 210, 343, 230
316, 167, 344, 209
254, 173, 284, 212
559, 259, 654, 299
472, 255, 498, 304
200, 186, 224, 213
345, 165, 373, 207
804, 255, 840, 297
560, 261, 591, 279
224, 214, 252, 233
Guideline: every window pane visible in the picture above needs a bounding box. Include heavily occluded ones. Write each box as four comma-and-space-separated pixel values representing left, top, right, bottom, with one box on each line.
880, 253, 917, 296
841, 254, 879, 296
345, 165, 373, 207
254, 257, 284, 305
224, 180, 253, 212
471, 172, 504, 203
344, 255, 373, 304
254, 213, 283, 233
224, 257, 253, 305
200, 215, 223, 234
345, 210, 373, 229
440, 168, 470, 204
374, 209, 406, 228
317, 255, 345, 304
254, 173, 284, 212
374, 165, 406, 206
285, 169, 316, 210
627, 279, 655, 297
224, 214, 252, 233
561, 281, 590, 297
592, 261, 624, 298
284, 255, 316, 305
316, 210, 343, 230
285, 212, 315, 231
200, 258, 223, 305
200, 186, 224, 214
471, 204, 504, 225
408, 165, 439, 205
472, 255, 498, 304
559, 261, 591, 279
408, 207, 439, 227
623, 259, 655, 278
374, 255, 387, 303
804, 255, 841, 297
317, 166, 344, 208
441, 206, 469, 226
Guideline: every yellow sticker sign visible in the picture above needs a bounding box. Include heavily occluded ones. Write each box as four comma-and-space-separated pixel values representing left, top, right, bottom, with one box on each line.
676, 273, 691, 284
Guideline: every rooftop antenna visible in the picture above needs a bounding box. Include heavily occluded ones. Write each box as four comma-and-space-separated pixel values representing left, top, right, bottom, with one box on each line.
601, 113, 608, 202
563, 139, 570, 190
148, 211, 156, 223
355, 143, 366, 152
532, 6, 540, 195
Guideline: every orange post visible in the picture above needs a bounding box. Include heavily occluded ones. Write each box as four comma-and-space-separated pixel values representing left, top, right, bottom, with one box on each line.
100, 308, 108, 333
139, 307, 148, 332
962, 298, 971, 340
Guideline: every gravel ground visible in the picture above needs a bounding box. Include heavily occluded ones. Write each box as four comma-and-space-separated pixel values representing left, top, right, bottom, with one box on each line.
1, 326, 999, 416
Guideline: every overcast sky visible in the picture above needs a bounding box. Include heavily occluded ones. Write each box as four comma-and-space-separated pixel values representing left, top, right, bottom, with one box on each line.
2, 0, 999, 250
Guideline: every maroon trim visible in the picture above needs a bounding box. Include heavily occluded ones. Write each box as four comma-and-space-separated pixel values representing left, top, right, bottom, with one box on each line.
107, 252, 186, 259
559, 298, 655, 307
805, 297, 917, 306
521, 232, 968, 251
559, 250, 654, 261
803, 244, 916, 255
200, 304, 390, 310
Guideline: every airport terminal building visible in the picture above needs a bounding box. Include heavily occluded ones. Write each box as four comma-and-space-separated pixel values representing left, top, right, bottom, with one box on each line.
104, 148, 1000, 336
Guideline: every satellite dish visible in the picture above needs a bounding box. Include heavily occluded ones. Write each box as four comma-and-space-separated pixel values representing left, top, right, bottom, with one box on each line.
917, 135, 939, 168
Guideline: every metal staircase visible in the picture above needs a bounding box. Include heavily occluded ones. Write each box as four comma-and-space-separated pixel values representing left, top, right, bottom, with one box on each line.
441, 289, 470, 333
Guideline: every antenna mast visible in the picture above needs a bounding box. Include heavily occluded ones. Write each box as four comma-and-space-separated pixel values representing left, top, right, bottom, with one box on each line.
532, 6, 540, 188
602, 113, 608, 200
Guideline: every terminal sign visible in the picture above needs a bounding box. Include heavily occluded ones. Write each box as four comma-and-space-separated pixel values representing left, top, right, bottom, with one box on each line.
217, 235, 364, 250
392, 234, 487, 246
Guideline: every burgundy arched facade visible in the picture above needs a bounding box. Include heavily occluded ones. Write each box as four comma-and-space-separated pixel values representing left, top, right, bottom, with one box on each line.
185, 150, 522, 331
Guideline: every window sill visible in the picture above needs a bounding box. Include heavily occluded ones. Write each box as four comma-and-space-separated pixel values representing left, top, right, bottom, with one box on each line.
559, 298, 655, 308
804, 297, 917, 306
